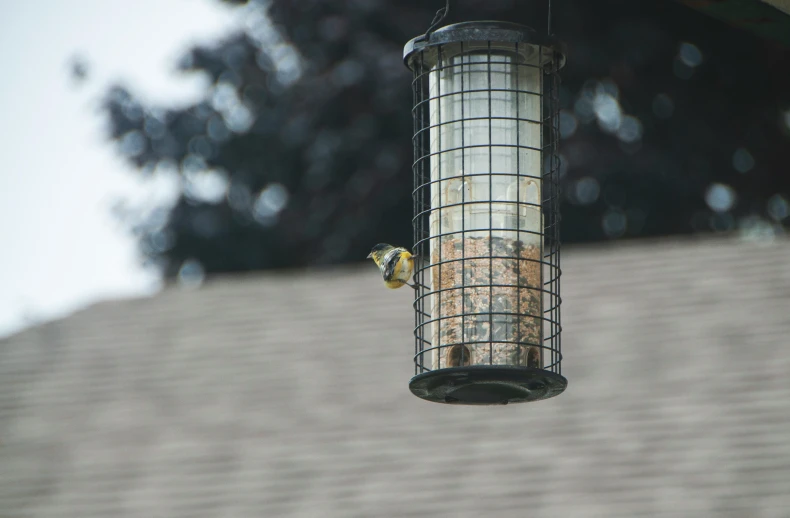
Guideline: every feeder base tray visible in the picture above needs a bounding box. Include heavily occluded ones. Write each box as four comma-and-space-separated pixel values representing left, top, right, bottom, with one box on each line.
409, 365, 567, 405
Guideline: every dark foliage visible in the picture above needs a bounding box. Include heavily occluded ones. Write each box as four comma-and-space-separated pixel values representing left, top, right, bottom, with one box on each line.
103, 0, 790, 276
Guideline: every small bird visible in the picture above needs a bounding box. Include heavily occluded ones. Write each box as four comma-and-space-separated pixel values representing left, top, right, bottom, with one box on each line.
446, 344, 472, 367
367, 243, 417, 289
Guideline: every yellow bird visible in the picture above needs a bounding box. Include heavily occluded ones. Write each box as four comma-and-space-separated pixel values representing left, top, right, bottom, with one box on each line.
367, 243, 417, 289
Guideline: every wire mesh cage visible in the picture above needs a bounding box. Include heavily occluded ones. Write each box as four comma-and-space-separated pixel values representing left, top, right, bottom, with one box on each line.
404, 21, 567, 405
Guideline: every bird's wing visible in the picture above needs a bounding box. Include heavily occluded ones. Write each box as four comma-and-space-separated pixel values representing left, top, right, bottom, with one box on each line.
382, 249, 402, 281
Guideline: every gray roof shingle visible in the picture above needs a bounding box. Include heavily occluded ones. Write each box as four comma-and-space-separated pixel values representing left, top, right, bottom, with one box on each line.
2, 235, 790, 517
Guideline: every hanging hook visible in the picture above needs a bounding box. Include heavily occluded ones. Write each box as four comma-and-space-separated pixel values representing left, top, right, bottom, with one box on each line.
424, 0, 451, 39
417, 0, 553, 42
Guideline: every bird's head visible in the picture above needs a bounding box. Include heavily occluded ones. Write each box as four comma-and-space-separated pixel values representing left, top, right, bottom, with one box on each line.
367, 243, 393, 265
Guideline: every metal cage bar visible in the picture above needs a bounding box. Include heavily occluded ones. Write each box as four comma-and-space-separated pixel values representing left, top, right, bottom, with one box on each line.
404, 21, 566, 405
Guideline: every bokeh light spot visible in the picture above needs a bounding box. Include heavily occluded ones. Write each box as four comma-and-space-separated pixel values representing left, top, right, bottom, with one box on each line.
679, 42, 703, 67
574, 177, 600, 205
652, 94, 674, 119
331, 59, 364, 87
559, 109, 578, 139
121, 99, 143, 122
143, 116, 166, 140
705, 183, 736, 213
178, 259, 205, 289
149, 230, 175, 254
253, 183, 289, 226
602, 209, 627, 237
558, 153, 568, 178
767, 194, 789, 221
188, 135, 214, 159
181, 154, 207, 174
271, 44, 302, 86
617, 115, 643, 143
207, 115, 231, 142
192, 211, 222, 238
593, 93, 622, 133
184, 168, 229, 204
732, 148, 755, 173
573, 95, 596, 124
228, 183, 253, 212
596, 79, 619, 99
224, 103, 255, 133
211, 81, 238, 113
120, 130, 146, 158
738, 215, 778, 242
710, 212, 734, 232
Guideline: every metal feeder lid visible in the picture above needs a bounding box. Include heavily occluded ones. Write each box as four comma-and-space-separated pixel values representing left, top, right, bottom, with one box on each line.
403, 20, 566, 69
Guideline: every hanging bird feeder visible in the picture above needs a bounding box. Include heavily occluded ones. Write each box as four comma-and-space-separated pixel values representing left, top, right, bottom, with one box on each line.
404, 7, 567, 404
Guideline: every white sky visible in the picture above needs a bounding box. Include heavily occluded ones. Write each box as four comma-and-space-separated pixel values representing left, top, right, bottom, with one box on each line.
0, 0, 242, 337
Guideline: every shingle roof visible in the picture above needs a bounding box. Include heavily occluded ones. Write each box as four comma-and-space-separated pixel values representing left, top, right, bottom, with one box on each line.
763, 0, 790, 16
2, 236, 790, 517
676, 0, 790, 48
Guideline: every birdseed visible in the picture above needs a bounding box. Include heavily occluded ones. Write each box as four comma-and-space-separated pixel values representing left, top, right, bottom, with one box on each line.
427, 236, 543, 369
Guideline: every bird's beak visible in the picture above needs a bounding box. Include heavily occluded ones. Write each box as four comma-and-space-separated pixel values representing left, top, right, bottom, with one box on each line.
366, 253, 372, 259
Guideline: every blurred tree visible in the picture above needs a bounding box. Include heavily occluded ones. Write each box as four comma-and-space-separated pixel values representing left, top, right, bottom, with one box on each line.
103, 0, 790, 277
69, 55, 89, 86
